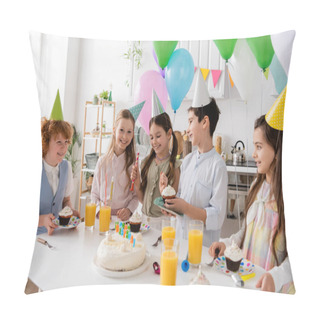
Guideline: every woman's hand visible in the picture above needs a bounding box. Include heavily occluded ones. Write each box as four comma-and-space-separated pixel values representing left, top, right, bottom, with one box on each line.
256, 273, 275, 292
208, 242, 226, 258
117, 208, 131, 221
159, 171, 168, 194
39, 213, 58, 235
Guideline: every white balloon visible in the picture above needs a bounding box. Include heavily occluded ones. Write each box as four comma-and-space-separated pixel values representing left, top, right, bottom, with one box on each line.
228, 39, 261, 102
271, 30, 296, 76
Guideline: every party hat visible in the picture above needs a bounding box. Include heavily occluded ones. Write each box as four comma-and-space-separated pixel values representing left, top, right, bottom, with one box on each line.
152, 89, 165, 117
192, 68, 210, 108
265, 85, 287, 131
129, 100, 145, 121
50, 89, 64, 120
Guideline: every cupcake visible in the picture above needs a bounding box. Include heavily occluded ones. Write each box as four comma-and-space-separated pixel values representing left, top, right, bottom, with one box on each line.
58, 206, 73, 226
161, 185, 176, 200
129, 211, 142, 233
224, 241, 243, 272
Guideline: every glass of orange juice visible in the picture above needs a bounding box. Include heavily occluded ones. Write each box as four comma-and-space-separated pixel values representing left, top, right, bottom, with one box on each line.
162, 217, 176, 248
160, 238, 179, 286
99, 204, 111, 235
188, 220, 203, 267
85, 196, 96, 230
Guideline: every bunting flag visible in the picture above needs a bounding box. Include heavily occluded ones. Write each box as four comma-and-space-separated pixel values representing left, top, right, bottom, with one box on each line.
263, 67, 270, 80
50, 89, 64, 120
200, 68, 210, 81
228, 70, 234, 88
211, 70, 221, 88
129, 100, 145, 121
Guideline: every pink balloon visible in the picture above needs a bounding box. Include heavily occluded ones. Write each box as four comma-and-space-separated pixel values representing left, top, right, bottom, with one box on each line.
134, 70, 168, 134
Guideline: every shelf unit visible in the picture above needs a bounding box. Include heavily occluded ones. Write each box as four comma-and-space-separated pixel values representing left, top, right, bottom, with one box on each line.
78, 100, 116, 213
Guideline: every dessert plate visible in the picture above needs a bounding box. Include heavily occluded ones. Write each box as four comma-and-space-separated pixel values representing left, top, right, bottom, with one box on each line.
53, 216, 81, 229
214, 256, 255, 276
92, 252, 151, 278
153, 197, 183, 216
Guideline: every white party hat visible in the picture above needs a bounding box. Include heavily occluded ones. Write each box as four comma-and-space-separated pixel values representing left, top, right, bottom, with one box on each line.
192, 68, 211, 108
152, 89, 165, 117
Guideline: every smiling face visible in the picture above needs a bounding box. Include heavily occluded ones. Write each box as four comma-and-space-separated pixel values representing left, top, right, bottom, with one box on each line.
252, 127, 276, 182
45, 133, 70, 166
187, 110, 203, 147
149, 123, 171, 158
113, 118, 134, 156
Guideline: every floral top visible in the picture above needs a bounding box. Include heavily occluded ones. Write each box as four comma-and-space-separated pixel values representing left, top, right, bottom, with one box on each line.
141, 157, 181, 217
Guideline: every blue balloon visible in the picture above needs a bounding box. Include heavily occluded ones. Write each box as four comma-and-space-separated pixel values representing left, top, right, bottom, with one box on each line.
165, 48, 194, 113
269, 53, 287, 94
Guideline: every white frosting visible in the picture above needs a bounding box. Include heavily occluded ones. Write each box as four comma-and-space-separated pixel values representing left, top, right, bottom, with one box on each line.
129, 211, 142, 223
59, 206, 73, 217
96, 232, 146, 271
224, 241, 243, 262
162, 185, 176, 197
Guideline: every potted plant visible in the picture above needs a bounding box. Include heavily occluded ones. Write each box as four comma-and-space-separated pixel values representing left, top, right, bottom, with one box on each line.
93, 94, 99, 105
99, 90, 109, 103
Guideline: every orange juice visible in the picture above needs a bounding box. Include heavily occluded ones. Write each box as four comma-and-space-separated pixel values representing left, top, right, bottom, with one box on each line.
188, 229, 203, 265
160, 250, 178, 285
162, 226, 176, 248
99, 205, 111, 234
85, 202, 96, 229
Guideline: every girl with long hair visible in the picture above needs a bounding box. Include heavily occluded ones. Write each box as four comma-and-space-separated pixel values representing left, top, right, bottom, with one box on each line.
131, 112, 181, 218
209, 115, 294, 293
91, 109, 139, 221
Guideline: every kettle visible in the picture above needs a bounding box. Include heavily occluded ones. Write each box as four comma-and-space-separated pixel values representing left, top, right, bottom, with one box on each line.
231, 140, 246, 165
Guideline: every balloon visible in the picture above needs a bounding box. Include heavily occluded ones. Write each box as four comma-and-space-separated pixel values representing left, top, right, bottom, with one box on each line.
152, 48, 166, 78
213, 39, 237, 61
269, 54, 288, 94
153, 41, 178, 69
165, 48, 194, 113
133, 70, 168, 134
228, 39, 261, 102
271, 30, 295, 75
246, 35, 275, 71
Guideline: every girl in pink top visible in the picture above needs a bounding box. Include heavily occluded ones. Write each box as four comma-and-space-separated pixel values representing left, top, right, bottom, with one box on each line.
91, 109, 139, 221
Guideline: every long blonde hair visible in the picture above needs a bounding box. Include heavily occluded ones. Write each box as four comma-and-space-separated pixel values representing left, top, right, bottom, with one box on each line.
99, 109, 136, 188
241, 115, 286, 265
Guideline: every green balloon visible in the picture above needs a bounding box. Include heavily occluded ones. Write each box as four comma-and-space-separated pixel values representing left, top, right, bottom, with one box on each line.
213, 39, 237, 61
153, 41, 178, 69
246, 35, 274, 71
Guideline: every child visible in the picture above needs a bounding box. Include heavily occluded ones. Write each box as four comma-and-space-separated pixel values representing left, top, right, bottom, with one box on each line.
131, 112, 181, 218
209, 115, 294, 293
38, 117, 80, 235
160, 98, 228, 247
91, 109, 139, 221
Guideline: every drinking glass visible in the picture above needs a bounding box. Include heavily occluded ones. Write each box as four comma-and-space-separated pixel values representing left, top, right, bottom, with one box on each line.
99, 205, 111, 235
160, 238, 179, 286
85, 196, 96, 230
161, 216, 176, 248
188, 220, 203, 266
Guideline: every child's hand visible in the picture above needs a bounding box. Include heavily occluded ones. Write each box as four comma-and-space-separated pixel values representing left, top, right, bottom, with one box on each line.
256, 273, 275, 292
72, 208, 80, 218
159, 171, 168, 194
131, 162, 140, 186
39, 213, 58, 235
164, 197, 187, 214
161, 208, 175, 217
117, 208, 131, 221
208, 242, 226, 258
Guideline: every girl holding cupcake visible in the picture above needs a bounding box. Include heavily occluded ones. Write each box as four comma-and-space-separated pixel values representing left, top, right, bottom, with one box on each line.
130, 112, 181, 219
209, 113, 295, 294
91, 109, 139, 221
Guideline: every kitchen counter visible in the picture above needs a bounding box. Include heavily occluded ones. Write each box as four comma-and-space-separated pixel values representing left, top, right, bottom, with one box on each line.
225, 160, 257, 174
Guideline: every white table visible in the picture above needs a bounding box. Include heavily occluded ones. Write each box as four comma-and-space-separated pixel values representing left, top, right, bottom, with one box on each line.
28, 219, 264, 291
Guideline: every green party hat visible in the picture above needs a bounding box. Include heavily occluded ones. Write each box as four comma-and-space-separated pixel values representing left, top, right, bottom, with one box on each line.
50, 89, 64, 120
129, 100, 145, 121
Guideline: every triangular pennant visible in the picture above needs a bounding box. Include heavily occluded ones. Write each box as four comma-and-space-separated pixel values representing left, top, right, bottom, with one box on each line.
228, 70, 234, 88
50, 89, 64, 120
265, 85, 287, 131
152, 89, 165, 117
211, 70, 222, 88
129, 101, 145, 121
263, 67, 270, 80
200, 68, 210, 81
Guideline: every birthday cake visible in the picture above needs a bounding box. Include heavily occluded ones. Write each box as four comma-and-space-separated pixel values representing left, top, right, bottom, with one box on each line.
96, 232, 146, 271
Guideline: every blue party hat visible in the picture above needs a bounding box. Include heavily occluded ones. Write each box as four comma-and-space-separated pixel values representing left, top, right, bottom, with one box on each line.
129, 100, 145, 121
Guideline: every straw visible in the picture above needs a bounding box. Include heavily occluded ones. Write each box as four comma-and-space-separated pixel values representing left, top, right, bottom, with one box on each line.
130, 152, 139, 191
105, 173, 107, 206
110, 176, 114, 201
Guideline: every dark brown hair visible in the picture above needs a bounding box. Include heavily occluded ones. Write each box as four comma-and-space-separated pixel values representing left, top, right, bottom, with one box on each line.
41, 117, 73, 158
241, 115, 286, 265
188, 98, 221, 137
140, 112, 178, 195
